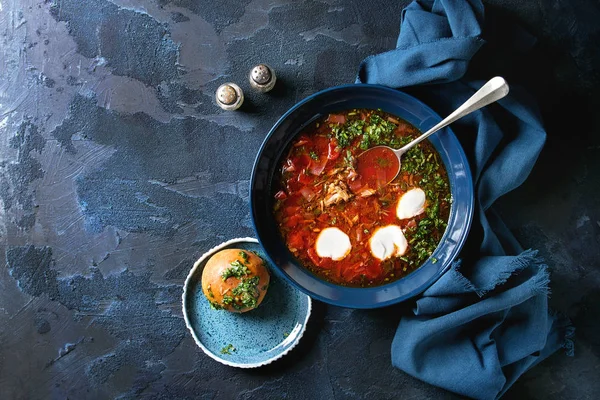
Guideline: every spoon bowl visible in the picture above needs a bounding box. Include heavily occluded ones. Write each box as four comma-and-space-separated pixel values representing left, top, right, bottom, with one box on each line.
355, 77, 510, 189
355, 145, 400, 190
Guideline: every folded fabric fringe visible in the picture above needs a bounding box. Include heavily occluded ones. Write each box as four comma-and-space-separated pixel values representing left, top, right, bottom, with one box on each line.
356, 0, 574, 398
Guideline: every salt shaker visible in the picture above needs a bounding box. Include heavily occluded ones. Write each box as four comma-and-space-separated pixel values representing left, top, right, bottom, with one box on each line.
215, 83, 244, 110
249, 64, 276, 92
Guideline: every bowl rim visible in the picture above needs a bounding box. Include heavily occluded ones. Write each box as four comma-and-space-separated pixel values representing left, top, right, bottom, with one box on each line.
250, 83, 474, 308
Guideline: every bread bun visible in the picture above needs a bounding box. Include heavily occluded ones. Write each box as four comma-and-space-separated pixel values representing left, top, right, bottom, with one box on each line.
201, 249, 270, 313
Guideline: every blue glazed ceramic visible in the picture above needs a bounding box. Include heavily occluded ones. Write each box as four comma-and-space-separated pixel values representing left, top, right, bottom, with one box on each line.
250, 84, 474, 309
182, 238, 312, 368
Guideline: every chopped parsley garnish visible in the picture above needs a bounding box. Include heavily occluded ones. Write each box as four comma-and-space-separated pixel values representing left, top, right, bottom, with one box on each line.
209, 301, 225, 310
392, 126, 449, 267
309, 150, 319, 160
221, 260, 251, 281
232, 276, 261, 309
207, 284, 214, 298
344, 149, 355, 167
220, 344, 236, 355
331, 111, 399, 150
359, 114, 397, 150
376, 157, 391, 167
212, 276, 262, 310
332, 118, 365, 147
404, 213, 447, 266
239, 251, 249, 263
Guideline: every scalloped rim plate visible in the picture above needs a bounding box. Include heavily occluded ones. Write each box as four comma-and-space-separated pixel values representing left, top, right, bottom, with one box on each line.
182, 237, 312, 368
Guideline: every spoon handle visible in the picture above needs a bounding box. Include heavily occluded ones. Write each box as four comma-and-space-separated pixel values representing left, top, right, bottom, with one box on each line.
397, 76, 510, 154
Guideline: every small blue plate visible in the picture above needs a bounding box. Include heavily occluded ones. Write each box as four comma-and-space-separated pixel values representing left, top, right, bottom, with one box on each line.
182, 237, 312, 368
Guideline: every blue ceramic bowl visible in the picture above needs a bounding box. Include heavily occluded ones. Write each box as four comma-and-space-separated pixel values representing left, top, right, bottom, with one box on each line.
250, 84, 474, 308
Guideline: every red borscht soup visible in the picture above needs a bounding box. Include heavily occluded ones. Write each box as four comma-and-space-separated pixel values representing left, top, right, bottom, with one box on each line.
273, 109, 451, 287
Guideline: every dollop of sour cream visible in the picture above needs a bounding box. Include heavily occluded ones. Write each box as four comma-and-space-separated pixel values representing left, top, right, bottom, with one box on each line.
396, 188, 426, 220
369, 225, 408, 260
315, 227, 352, 260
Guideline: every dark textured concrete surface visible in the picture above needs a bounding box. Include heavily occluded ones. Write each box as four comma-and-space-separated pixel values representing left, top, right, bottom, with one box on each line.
0, 0, 598, 399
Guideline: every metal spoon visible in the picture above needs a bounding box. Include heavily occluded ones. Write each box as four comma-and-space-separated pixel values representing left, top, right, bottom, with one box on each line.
355, 76, 510, 189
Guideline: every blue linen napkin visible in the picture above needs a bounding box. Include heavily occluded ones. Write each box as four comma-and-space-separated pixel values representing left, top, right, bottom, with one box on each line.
357, 1, 574, 399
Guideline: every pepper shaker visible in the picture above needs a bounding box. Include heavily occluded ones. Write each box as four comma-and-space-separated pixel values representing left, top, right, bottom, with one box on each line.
249, 64, 276, 92
215, 83, 244, 110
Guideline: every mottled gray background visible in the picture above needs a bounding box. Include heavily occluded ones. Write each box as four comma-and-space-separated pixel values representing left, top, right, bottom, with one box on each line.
1, 0, 598, 399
